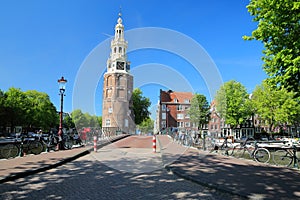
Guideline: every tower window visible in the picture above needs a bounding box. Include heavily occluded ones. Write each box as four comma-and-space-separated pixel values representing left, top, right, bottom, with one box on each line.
114, 47, 117, 53
119, 47, 122, 53
105, 119, 111, 126
118, 76, 126, 86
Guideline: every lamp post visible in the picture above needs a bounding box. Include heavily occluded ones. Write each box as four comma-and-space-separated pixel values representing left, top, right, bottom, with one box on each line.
58, 76, 67, 150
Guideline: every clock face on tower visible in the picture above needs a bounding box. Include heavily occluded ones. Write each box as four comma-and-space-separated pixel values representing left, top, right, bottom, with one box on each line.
116, 61, 125, 70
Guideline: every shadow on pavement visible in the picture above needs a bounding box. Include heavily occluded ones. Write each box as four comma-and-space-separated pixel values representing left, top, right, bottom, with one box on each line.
167, 151, 300, 200
0, 156, 240, 200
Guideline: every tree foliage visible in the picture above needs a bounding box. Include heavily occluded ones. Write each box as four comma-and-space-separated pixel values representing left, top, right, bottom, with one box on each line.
252, 81, 299, 132
137, 117, 154, 134
1, 88, 58, 131
244, 0, 300, 96
24, 90, 58, 129
188, 93, 210, 129
70, 109, 100, 129
132, 88, 151, 125
215, 80, 252, 127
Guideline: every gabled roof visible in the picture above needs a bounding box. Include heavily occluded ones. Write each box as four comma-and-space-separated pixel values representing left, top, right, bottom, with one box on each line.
160, 89, 193, 103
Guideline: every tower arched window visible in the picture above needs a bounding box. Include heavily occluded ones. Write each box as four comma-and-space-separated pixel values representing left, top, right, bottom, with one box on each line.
106, 76, 112, 87
119, 47, 122, 53
114, 47, 116, 53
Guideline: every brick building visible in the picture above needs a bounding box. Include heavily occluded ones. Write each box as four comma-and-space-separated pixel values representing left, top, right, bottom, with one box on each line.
156, 90, 197, 134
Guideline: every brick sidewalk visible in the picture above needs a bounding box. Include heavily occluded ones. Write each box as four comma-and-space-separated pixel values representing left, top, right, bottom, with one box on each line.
0, 135, 129, 183
157, 135, 300, 200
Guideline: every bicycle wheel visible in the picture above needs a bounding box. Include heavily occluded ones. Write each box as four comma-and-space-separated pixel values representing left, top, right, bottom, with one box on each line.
0, 144, 19, 159
196, 138, 204, 150
205, 138, 217, 152
219, 142, 234, 156
63, 140, 73, 150
272, 149, 293, 167
254, 148, 270, 163
183, 135, 192, 147
173, 134, 179, 142
28, 141, 44, 155
232, 144, 246, 158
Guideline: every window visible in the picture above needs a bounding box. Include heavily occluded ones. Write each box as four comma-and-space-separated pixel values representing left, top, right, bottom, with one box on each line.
106, 76, 112, 86
184, 99, 190, 103
119, 47, 122, 53
185, 114, 190, 119
161, 121, 166, 128
177, 113, 184, 119
174, 98, 178, 103
118, 76, 126, 86
125, 119, 128, 127
118, 89, 125, 98
185, 122, 190, 127
177, 122, 184, 127
162, 113, 166, 120
162, 104, 166, 111
105, 119, 111, 126
108, 107, 113, 113
177, 105, 183, 111
106, 89, 112, 98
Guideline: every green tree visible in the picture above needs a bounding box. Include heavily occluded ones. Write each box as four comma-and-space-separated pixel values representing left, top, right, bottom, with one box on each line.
71, 109, 88, 129
64, 114, 75, 129
84, 113, 99, 127
24, 90, 58, 130
97, 116, 102, 128
132, 88, 151, 125
188, 93, 210, 130
4, 88, 28, 128
0, 90, 6, 129
137, 117, 154, 135
71, 109, 101, 129
252, 81, 299, 132
215, 80, 251, 128
244, 0, 300, 96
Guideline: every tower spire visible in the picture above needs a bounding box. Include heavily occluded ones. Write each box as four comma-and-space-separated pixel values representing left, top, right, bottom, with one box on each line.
106, 10, 129, 73
119, 6, 122, 17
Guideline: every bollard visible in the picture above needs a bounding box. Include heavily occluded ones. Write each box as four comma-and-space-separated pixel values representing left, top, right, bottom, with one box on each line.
153, 135, 156, 153
93, 136, 97, 152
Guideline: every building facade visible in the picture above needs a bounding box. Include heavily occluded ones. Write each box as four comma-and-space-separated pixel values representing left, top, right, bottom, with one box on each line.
156, 90, 196, 134
102, 13, 135, 135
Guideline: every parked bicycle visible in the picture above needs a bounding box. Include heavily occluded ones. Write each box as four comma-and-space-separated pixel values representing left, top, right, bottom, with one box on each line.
42, 132, 73, 151
0, 138, 21, 159
209, 136, 234, 156
272, 144, 300, 168
0, 133, 46, 159
171, 131, 189, 147
232, 137, 270, 163
22, 133, 44, 155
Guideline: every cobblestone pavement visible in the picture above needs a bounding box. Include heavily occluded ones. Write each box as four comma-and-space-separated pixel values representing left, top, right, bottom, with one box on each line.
1, 135, 300, 200
0, 152, 243, 200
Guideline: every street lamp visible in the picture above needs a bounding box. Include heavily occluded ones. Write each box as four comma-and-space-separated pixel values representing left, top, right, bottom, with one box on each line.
58, 76, 67, 150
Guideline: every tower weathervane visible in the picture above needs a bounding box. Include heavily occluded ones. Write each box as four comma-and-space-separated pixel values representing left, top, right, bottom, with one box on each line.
119, 6, 122, 17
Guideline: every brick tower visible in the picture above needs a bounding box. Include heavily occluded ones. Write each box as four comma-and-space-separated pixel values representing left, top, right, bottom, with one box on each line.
102, 13, 135, 135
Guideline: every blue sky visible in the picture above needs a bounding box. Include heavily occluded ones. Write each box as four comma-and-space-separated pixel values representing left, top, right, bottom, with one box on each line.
0, 0, 266, 118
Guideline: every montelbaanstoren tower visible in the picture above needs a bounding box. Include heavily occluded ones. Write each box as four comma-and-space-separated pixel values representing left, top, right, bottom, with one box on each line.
102, 13, 135, 135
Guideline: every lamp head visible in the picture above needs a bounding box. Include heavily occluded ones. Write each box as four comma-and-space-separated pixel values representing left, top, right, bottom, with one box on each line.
58, 76, 67, 92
